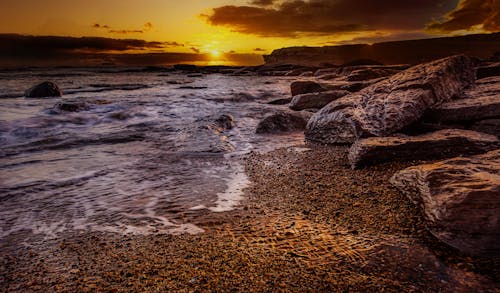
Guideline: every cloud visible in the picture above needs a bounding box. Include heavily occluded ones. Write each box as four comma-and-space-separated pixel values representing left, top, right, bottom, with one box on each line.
190, 47, 200, 53
0, 34, 182, 57
253, 48, 267, 52
427, 0, 499, 32
0, 34, 263, 67
249, 0, 275, 6
92, 22, 155, 34
203, 0, 457, 37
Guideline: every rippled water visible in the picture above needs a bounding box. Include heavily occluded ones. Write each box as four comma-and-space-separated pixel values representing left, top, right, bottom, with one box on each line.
0, 67, 303, 239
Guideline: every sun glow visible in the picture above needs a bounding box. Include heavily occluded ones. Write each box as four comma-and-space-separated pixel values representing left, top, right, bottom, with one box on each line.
210, 49, 221, 58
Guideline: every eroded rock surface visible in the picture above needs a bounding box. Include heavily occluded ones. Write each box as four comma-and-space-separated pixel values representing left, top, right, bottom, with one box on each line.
289, 90, 350, 111
256, 111, 312, 134
349, 129, 499, 168
306, 55, 475, 144
390, 150, 500, 257
290, 81, 327, 96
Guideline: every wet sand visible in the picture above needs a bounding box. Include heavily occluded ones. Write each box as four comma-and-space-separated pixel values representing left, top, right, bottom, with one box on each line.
1, 144, 499, 292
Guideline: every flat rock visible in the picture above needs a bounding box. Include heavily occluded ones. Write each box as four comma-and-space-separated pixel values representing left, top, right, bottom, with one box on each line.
306, 55, 475, 144
349, 129, 499, 168
425, 76, 500, 123
390, 150, 500, 257
290, 81, 327, 96
289, 90, 350, 111
25, 81, 62, 98
256, 111, 312, 134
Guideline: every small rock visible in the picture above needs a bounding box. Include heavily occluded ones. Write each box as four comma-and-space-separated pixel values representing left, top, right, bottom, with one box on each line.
25, 81, 62, 98
256, 111, 312, 134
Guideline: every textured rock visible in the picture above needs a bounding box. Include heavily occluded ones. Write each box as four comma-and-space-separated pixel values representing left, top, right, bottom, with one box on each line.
289, 90, 350, 111
345, 68, 399, 81
390, 150, 500, 257
53, 100, 89, 112
349, 129, 499, 168
25, 81, 62, 98
256, 111, 312, 134
476, 62, 500, 79
306, 55, 475, 144
425, 76, 500, 123
290, 81, 326, 96
470, 119, 500, 137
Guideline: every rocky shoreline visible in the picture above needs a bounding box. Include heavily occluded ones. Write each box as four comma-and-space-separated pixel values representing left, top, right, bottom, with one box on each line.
2, 145, 499, 292
3, 51, 499, 291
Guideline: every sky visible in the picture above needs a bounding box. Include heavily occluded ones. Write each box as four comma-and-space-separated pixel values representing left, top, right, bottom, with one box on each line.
0, 0, 498, 66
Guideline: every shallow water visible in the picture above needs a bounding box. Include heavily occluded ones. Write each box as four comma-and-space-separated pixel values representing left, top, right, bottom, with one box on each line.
0, 67, 303, 239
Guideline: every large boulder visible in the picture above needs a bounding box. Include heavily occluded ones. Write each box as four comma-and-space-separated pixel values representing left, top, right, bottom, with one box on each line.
390, 150, 500, 257
349, 129, 499, 168
306, 55, 475, 144
289, 90, 350, 111
25, 81, 62, 98
256, 111, 312, 134
345, 68, 400, 81
424, 76, 500, 123
290, 81, 327, 96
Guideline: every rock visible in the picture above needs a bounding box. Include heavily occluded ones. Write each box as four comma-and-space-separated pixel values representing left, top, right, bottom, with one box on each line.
305, 55, 475, 144
290, 81, 327, 96
390, 150, 500, 257
25, 81, 62, 98
314, 68, 339, 77
213, 114, 235, 131
173, 64, 197, 71
267, 97, 292, 105
289, 90, 350, 111
345, 68, 399, 81
53, 100, 89, 112
476, 62, 500, 79
425, 76, 500, 123
349, 129, 499, 168
299, 71, 314, 77
470, 119, 500, 137
256, 111, 312, 134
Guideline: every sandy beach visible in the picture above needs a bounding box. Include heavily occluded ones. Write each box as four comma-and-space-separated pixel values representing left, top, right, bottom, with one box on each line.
2, 143, 498, 292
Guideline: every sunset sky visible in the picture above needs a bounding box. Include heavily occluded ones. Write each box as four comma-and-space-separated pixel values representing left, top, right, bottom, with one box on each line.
0, 0, 498, 66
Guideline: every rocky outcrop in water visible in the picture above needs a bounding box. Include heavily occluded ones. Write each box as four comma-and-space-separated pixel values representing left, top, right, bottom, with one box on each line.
390, 150, 500, 257
305, 55, 475, 144
256, 111, 312, 134
348, 129, 499, 168
25, 81, 62, 98
289, 90, 350, 111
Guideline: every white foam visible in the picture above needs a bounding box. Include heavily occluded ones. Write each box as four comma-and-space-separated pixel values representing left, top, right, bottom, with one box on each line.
208, 164, 250, 212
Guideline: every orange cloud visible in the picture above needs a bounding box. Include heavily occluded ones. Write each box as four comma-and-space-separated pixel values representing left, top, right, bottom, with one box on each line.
93, 22, 155, 34
203, 0, 457, 37
427, 0, 499, 32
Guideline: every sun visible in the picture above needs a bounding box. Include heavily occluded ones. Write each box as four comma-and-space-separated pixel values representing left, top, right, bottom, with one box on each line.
210, 50, 221, 58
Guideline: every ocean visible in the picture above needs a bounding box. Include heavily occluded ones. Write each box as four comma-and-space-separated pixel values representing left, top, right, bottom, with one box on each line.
0, 67, 303, 240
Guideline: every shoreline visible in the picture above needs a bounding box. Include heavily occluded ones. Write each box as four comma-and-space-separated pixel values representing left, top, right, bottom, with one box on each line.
2, 143, 498, 292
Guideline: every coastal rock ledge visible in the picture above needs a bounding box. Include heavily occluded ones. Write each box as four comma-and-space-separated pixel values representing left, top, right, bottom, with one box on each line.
305, 55, 475, 144
390, 149, 500, 257
348, 129, 499, 169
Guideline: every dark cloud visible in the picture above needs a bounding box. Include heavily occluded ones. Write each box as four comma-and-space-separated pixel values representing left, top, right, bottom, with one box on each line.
203, 0, 457, 37
253, 48, 266, 52
93, 22, 155, 34
0, 34, 262, 67
249, 0, 275, 6
190, 47, 200, 53
93, 23, 110, 29
427, 0, 499, 32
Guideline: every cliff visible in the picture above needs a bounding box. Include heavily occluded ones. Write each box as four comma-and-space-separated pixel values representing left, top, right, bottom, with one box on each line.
264, 33, 500, 66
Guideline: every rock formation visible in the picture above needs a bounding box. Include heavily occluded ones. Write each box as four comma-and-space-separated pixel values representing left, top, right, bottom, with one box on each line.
305, 55, 475, 144
289, 90, 350, 111
256, 111, 312, 134
390, 150, 500, 257
348, 129, 499, 168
